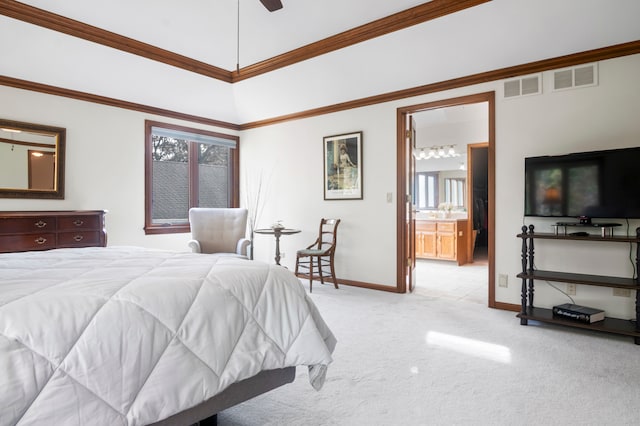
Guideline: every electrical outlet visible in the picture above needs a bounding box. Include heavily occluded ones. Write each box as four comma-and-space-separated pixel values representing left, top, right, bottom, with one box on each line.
498, 274, 508, 288
280, 252, 285, 259
613, 288, 631, 297
566, 283, 576, 295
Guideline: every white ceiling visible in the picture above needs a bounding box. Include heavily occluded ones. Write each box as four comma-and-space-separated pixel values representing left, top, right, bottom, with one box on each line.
16, 0, 430, 70
1, 0, 639, 124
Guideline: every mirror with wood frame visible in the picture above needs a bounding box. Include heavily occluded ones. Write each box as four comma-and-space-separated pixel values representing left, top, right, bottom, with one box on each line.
0, 119, 65, 199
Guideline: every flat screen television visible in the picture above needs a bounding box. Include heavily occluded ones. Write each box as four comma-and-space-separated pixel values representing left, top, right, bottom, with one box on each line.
524, 146, 640, 220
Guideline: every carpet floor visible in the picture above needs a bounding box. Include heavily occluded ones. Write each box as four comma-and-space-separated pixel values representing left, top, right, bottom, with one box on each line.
415, 255, 488, 305
218, 282, 639, 425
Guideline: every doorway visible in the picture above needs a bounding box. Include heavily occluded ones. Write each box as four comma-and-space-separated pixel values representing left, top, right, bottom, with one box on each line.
414, 141, 488, 304
396, 92, 495, 307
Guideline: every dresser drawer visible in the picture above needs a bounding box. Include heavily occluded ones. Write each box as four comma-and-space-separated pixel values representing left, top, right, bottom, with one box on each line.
416, 221, 437, 232
0, 217, 57, 235
58, 231, 101, 247
0, 233, 57, 253
58, 215, 101, 231
437, 222, 456, 233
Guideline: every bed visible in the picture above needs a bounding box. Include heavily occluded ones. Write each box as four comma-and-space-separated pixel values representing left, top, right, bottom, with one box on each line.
0, 245, 336, 426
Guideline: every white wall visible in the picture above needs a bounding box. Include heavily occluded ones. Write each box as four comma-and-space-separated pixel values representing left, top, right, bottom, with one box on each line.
243, 53, 640, 320
0, 86, 238, 251
495, 54, 640, 318
240, 104, 398, 285
2, 54, 639, 317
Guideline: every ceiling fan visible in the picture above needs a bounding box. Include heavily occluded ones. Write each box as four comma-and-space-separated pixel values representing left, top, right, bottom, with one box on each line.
259, 0, 283, 12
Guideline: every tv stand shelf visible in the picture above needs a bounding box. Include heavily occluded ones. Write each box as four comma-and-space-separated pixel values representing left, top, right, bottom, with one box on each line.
518, 307, 639, 338
517, 225, 640, 344
552, 222, 621, 237
519, 232, 639, 243
518, 270, 639, 289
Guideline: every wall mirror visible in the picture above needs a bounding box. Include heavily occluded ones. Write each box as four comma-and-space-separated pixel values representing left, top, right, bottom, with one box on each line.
0, 119, 65, 199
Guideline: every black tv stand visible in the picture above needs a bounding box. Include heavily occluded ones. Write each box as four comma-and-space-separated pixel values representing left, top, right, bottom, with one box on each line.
553, 222, 622, 238
517, 225, 640, 345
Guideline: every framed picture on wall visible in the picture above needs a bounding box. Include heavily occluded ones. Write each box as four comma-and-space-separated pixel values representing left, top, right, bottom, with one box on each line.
323, 131, 363, 200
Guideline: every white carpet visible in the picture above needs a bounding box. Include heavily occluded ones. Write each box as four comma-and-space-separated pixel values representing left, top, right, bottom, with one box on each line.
218, 283, 639, 425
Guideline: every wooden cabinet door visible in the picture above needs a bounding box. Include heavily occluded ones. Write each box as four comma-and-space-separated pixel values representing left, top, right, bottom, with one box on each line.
437, 232, 457, 260
436, 222, 457, 260
422, 231, 437, 257
415, 231, 423, 257
416, 221, 437, 259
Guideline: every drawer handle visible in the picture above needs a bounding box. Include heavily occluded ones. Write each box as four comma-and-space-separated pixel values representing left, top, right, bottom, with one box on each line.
34, 220, 47, 228
34, 237, 47, 245
73, 219, 84, 227
73, 235, 84, 242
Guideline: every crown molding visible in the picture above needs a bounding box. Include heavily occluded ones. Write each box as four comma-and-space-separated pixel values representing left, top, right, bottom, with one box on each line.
239, 40, 640, 129
0, 75, 240, 130
1, 41, 638, 131
0, 0, 489, 83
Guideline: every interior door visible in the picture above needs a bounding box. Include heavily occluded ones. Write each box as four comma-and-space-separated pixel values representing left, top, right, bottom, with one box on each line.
406, 115, 417, 292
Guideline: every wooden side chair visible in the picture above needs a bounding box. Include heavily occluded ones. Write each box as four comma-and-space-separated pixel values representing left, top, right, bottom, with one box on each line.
294, 218, 341, 292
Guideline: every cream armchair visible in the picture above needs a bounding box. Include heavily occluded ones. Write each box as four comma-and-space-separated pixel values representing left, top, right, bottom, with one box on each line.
187, 208, 251, 257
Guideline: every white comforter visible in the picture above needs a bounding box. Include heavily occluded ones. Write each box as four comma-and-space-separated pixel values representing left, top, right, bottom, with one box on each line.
0, 247, 336, 426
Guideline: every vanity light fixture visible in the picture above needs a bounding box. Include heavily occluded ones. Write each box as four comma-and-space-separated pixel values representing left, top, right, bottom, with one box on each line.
415, 145, 461, 160
413, 148, 428, 159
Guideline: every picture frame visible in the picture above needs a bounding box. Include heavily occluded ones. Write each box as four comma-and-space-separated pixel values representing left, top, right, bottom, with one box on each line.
323, 131, 363, 200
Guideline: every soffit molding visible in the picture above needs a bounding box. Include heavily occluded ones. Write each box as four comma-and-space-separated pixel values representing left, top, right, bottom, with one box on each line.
0, 0, 489, 83
1, 41, 638, 130
240, 40, 640, 129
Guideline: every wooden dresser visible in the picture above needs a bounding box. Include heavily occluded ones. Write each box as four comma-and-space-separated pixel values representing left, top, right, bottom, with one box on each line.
0, 210, 107, 253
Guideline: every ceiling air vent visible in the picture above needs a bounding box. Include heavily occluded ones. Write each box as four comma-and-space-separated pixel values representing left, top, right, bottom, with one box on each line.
553, 63, 598, 91
503, 74, 541, 99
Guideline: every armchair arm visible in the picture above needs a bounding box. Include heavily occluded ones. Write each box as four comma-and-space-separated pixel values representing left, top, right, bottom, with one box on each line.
237, 238, 251, 256
187, 239, 202, 253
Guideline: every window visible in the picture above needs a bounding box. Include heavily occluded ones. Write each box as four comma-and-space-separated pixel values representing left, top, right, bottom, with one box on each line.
416, 172, 438, 209
144, 120, 239, 234
444, 178, 466, 208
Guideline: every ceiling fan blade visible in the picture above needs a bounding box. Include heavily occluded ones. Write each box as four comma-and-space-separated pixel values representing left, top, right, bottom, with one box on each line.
259, 0, 283, 12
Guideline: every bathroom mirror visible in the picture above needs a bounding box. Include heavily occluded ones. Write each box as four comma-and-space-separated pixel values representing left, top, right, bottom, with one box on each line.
0, 119, 65, 199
